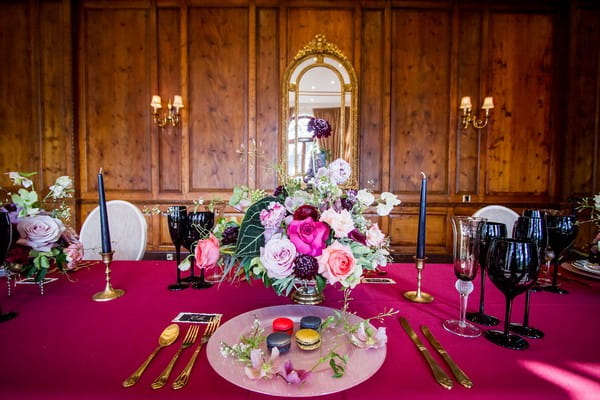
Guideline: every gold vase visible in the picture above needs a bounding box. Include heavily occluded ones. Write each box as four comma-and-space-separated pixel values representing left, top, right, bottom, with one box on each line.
290, 280, 324, 305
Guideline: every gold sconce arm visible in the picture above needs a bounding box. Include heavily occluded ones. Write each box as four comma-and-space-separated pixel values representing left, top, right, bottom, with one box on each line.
150, 95, 183, 128
459, 96, 494, 130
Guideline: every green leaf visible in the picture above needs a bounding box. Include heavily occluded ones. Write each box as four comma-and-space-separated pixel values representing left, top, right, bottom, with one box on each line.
234, 196, 278, 258
316, 274, 327, 293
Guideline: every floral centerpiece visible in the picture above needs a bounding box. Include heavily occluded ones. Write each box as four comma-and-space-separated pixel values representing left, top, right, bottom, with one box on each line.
1, 172, 83, 281
189, 153, 400, 303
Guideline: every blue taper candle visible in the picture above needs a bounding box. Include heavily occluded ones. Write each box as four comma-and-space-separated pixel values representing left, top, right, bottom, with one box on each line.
98, 168, 111, 253
416, 172, 427, 259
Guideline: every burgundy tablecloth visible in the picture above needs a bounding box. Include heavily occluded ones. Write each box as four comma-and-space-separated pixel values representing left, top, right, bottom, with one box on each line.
1, 261, 599, 400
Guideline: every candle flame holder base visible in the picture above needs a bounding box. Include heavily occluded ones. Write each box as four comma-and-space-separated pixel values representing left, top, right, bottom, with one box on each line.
92, 252, 125, 302
403, 257, 433, 303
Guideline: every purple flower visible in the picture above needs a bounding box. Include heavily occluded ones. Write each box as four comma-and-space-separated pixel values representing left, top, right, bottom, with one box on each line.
348, 229, 367, 245
307, 118, 332, 139
278, 360, 311, 384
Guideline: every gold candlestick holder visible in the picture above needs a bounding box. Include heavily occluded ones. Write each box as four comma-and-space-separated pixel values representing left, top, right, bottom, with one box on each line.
403, 257, 433, 303
92, 251, 125, 302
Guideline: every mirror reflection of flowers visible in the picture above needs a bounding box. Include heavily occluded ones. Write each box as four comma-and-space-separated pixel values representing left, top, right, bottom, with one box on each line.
577, 193, 600, 261
1, 172, 83, 281
205, 158, 400, 297
305, 117, 332, 182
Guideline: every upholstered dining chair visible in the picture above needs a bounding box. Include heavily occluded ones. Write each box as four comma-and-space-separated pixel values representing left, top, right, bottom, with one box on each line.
79, 200, 147, 260
472, 205, 520, 238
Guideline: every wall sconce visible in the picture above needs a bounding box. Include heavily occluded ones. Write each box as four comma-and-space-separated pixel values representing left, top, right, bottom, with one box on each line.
150, 95, 183, 128
459, 96, 494, 129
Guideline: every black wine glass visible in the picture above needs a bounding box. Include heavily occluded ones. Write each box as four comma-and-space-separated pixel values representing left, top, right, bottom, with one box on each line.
466, 221, 506, 326
485, 238, 540, 350
186, 211, 215, 289
0, 211, 17, 322
510, 215, 547, 338
542, 215, 579, 295
166, 206, 189, 291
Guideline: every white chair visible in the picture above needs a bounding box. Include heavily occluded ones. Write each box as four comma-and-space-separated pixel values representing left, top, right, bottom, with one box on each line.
80, 200, 147, 260
472, 205, 520, 238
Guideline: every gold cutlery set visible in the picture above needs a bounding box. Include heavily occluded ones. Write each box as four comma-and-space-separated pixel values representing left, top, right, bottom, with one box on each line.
399, 317, 472, 390
122, 316, 221, 390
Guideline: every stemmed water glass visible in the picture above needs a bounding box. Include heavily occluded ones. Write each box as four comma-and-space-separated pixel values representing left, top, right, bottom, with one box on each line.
187, 211, 215, 289
485, 238, 540, 350
166, 206, 189, 291
0, 211, 17, 322
443, 216, 483, 338
510, 215, 547, 338
466, 221, 506, 326
541, 215, 579, 295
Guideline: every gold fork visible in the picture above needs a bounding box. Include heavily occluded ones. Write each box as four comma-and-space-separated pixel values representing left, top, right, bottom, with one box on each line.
172, 315, 222, 390
151, 325, 199, 389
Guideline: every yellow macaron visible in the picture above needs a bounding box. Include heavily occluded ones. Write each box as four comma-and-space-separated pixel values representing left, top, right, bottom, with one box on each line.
295, 328, 321, 351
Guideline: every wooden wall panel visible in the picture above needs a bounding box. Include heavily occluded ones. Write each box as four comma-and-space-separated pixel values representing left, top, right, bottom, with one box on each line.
187, 7, 248, 191
360, 9, 385, 192
486, 12, 554, 195
456, 10, 483, 195
0, 3, 38, 175
256, 7, 279, 190
81, 7, 152, 194
390, 8, 452, 195
389, 209, 448, 254
565, 6, 600, 196
285, 8, 356, 66
157, 7, 182, 193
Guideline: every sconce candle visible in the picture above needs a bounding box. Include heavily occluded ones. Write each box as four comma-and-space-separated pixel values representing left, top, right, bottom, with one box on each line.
460, 95, 493, 129
416, 172, 427, 259
150, 94, 183, 128
172, 95, 184, 111
97, 168, 111, 253
481, 96, 494, 110
459, 96, 472, 110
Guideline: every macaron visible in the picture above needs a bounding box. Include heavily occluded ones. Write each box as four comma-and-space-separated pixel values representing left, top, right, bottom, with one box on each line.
295, 328, 321, 351
272, 317, 294, 335
266, 332, 291, 354
300, 315, 321, 331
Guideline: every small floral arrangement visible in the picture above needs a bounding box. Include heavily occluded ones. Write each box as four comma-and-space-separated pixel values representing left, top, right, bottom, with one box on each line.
188, 156, 400, 298
219, 290, 397, 384
307, 117, 332, 139
1, 172, 83, 281
577, 193, 600, 260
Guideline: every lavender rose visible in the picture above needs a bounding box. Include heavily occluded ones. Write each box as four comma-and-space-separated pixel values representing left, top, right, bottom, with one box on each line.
260, 236, 297, 279
16, 215, 65, 252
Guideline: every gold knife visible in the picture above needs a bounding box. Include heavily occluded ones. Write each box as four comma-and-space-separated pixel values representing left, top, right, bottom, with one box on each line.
420, 326, 473, 389
399, 317, 453, 390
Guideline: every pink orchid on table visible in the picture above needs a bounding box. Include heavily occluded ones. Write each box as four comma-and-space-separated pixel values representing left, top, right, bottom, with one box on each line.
349, 321, 388, 349
244, 347, 280, 380
278, 360, 311, 384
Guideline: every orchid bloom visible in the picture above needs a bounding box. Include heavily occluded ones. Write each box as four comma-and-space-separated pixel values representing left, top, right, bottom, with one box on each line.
349, 321, 388, 349
278, 360, 311, 384
244, 347, 280, 380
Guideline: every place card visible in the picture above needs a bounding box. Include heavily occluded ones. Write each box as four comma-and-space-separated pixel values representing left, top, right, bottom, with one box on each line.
172, 312, 222, 324
361, 277, 396, 284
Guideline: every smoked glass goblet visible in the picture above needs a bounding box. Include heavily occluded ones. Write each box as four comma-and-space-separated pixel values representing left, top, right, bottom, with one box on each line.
0, 211, 17, 322
510, 215, 547, 339
187, 211, 215, 289
443, 216, 483, 338
542, 215, 578, 295
466, 221, 506, 326
485, 238, 540, 350
166, 206, 189, 291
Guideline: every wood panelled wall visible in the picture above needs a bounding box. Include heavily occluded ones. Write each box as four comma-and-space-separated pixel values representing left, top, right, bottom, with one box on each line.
1, 0, 599, 258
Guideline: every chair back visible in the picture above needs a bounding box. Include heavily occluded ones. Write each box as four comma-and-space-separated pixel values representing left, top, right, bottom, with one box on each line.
80, 200, 147, 260
472, 205, 519, 238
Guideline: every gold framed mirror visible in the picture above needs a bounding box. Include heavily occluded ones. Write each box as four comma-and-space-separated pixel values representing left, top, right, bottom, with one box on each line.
281, 34, 359, 187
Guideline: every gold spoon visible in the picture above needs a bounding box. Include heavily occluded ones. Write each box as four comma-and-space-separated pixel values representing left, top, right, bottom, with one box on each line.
122, 324, 180, 387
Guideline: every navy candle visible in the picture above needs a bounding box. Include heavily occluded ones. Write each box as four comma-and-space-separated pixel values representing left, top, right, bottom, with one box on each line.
98, 169, 111, 253
416, 172, 427, 259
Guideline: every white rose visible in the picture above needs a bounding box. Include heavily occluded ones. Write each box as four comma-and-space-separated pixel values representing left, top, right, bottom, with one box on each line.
16, 215, 65, 252
366, 224, 385, 247
357, 189, 375, 207
320, 208, 354, 238
260, 237, 297, 279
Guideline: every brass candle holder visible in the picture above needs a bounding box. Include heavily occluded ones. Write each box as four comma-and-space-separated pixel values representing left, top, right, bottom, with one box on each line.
403, 257, 434, 303
92, 251, 125, 302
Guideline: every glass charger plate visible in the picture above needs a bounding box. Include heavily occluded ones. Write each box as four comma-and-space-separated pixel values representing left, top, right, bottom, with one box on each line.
561, 262, 600, 280
206, 304, 386, 397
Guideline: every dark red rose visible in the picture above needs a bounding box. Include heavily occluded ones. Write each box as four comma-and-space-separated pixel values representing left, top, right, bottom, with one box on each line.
6, 244, 31, 264
293, 205, 320, 221
348, 229, 367, 245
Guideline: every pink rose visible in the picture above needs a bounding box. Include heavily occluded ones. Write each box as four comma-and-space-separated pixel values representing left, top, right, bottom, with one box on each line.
260, 236, 297, 279
64, 242, 84, 269
16, 215, 65, 252
194, 234, 220, 270
287, 217, 330, 257
318, 241, 358, 286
